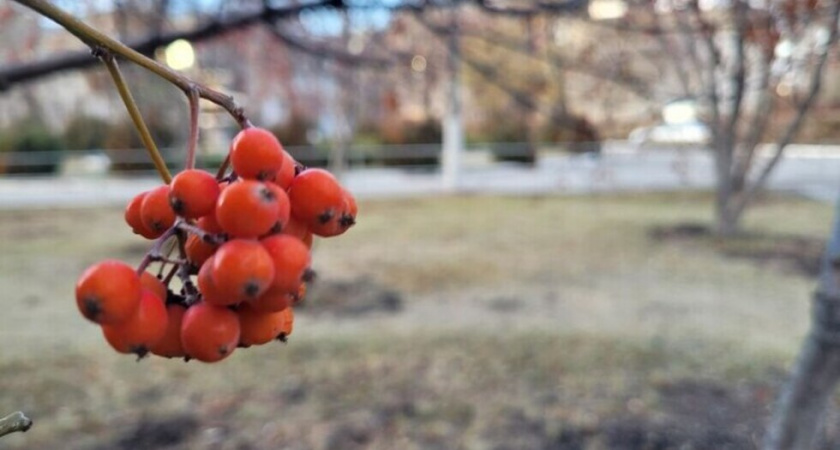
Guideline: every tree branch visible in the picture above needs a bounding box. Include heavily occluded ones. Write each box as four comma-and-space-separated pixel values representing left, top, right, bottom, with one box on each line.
1, 0, 338, 90
12, 0, 251, 129
0, 411, 32, 438
732, 0, 840, 218
100, 50, 172, 183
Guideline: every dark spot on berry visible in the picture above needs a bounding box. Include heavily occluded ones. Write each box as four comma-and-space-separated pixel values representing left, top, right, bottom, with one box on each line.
131, 346, 150, 361
277, 334, 288, 343
260, 186, 276, 202
339, 213, 356, 228
244, 281, 262, 298
170, 197, 185, 215
218, 345, 229, 356
302, 268, 316, 283
267, 222, 283, 235
183, 356, 192, 362
317, 210, 334, 225
256, 171, 275, 182
83, 297, 102, 320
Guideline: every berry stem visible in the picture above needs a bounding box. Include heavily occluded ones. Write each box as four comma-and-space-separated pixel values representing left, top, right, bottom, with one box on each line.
176, 222, 226, 245
186, 86, 200, 170
215, 154, 231, 181
13, 0, 252, 128
99, 51, 172, 184
136, 226, 178, 274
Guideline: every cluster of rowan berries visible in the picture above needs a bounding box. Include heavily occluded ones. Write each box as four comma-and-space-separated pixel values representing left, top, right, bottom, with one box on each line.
74, 127, 356, 363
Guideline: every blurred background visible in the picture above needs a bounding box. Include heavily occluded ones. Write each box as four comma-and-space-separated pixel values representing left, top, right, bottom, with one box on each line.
3, 0, 840, 448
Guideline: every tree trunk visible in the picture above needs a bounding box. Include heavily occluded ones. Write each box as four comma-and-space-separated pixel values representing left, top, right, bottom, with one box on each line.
765, 196, 840, 449
713, 154, 743, 237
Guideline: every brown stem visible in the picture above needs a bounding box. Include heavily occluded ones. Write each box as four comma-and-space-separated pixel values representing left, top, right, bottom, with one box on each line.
215, 154, 231, 180
100, 51, 172, 184
12, 0, 250, 129
136, 226, 179, 274
186, 87, 200, 170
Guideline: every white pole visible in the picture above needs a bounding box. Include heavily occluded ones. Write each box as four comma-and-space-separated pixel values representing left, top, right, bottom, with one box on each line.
441, 5, 463, 191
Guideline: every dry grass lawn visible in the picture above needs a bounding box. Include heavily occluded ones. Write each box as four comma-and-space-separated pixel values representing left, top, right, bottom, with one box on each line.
0, 192, 833, 449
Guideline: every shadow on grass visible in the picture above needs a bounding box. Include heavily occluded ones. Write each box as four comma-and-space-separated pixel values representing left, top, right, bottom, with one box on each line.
650, 223, 825, 277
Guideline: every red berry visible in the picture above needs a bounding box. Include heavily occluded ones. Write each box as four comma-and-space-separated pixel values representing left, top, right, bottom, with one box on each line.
197, 255, 231, 306
185, 234, 218, 267
288, 168, 343, 231
216, 180, 281, 238
238, 303, 287, 346
76, 260, 142, 325
261, 234, 310, 294
170, 169, 220, 219
274, 150, 297, 190
181, 302, 240, 363
265, 182, 291, 234
150, 304, 187, 358
102, 289, 168, 357
230, 127, 285, 181
141, 185, 176, 234
252, 284, 292, 313
212, 240, 275, 303
125, 192, 159, 239
139, 271, 167, 303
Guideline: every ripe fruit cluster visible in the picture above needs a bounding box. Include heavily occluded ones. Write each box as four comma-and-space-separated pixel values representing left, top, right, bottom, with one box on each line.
75, 127, 355, 363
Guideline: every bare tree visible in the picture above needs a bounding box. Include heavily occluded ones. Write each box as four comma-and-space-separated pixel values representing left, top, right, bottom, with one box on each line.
617, 0, 840, 236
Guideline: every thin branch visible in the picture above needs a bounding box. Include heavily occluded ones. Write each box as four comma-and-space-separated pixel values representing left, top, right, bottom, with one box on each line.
723, 0, 748, 152
100, 51, 171, 184
186, 87, 200, 170
12, 0, 250, 128
0, 412, 32, 438
732, 0, 840, 217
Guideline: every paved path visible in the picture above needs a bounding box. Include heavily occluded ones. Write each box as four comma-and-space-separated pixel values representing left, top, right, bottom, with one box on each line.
1, 147, 840, 209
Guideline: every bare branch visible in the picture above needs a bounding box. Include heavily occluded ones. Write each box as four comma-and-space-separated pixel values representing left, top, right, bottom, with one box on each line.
732, 0, 840, 218
0, 411, 32, 438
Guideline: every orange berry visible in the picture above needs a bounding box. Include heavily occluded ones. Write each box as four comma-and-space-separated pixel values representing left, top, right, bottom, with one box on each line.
274, 150, 297, 190
185, 234, 217, 267
265, 182, 291, 234
310, 188, 357, 237
140, 271, 167, 303
212, 239, 275, 303
141, 185, 176, 234
215, 180, 281, 238
261, 234, 310, 294
102, 289, 168, 357
279, 307, 294, 339
125, 192, 159, 239
230, 127, 285, 181
288, 168, 343, 232
76, 260, 141, 325
238, 303, 287, 346
251, 284, 292, 313
170, 169, 220, 219
150, 304, 187, 358
197, 255, 230, 306
181, 302, 240, 363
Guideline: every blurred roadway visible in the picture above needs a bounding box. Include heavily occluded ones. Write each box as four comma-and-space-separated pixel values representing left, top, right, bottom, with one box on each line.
1, 145, 840, 209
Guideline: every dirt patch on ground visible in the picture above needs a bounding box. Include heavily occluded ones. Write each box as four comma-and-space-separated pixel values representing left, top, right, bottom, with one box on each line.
298, 277, 403, 316
484, 378, 837, 450
87, 378, 840, 450
650, 223, 824, 277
